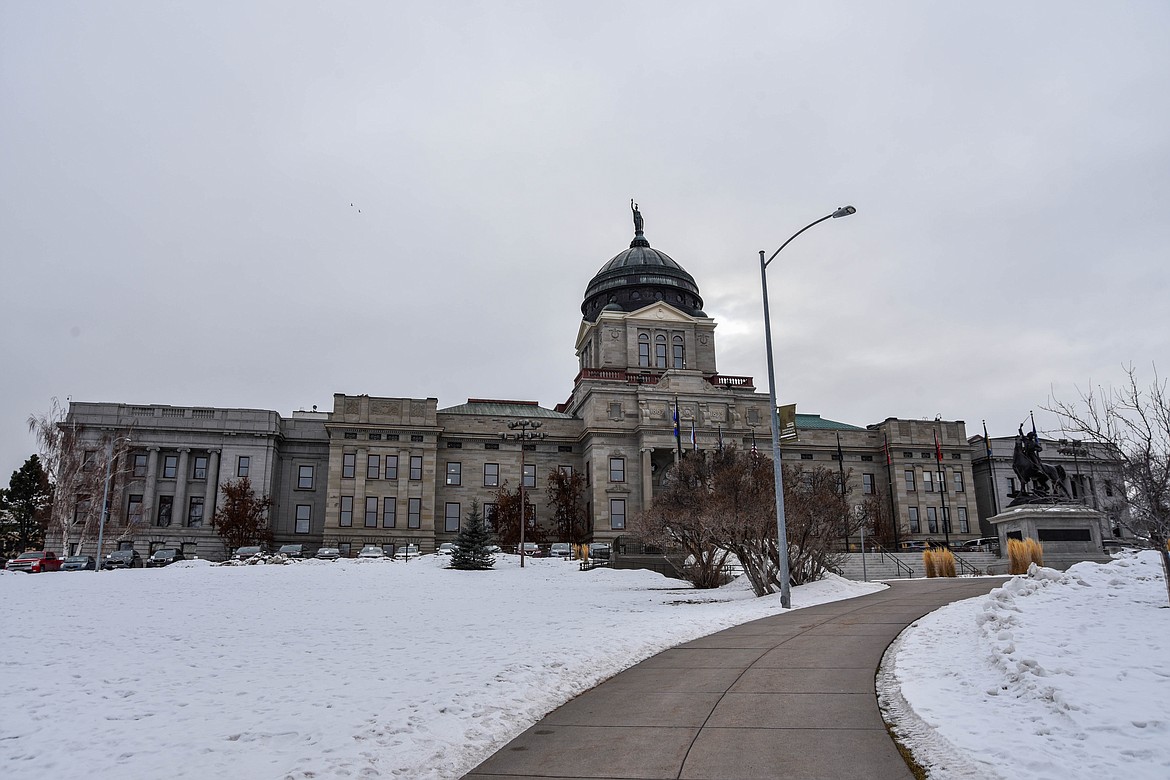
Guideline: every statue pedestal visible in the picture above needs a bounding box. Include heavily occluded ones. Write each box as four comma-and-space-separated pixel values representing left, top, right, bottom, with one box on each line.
990, 504, 1113, 571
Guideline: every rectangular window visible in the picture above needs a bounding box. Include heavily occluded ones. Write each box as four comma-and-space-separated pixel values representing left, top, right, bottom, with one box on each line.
585, 461, 591, 486
157, 495, 174, 526
365, 496, 378, 527
446, 441, 462, 449
609, 457, 625, 482
927, 507, 938, 533
342, 453, 356, 479
368, 433, 382, 440
74, 495, 92, 525
902, 451, 914, 459
958, 506, 969, 534
367, 454, 380, 480
610, 498, 626, 530
411, 434, 424, 443
558, 445, 573, 453
187, 496, 204, 527
295, 504, 311, 534
133, 453, 148, 478
163, 455, 178, 479
484, 463, 500, 487
942, 507, 951, 533
862, 474, 875, 495
558, 465, 573, 478
383, 497, 396, 528
904, 469, 916, 492
485, 442, 500, 450
445, 502, 460, 533
954, 471, 964, 492
922, 470, 934, 493
1008, 477, 1017, 493
82, 450, 97, 471
908, 507, 920, 533
408, 498, 421, 529
339, 495, 353, 527
298, 465, 314, 490
1105, 480, 1114, 497
410, 456, 423, 481
193, 456, 208, 480
522, 463, 536, 488
446, 462, 461, 486
127, 494, 143, 524
801, 453, 814, 460
237, 456, 250, 477
384, 455, 398, 480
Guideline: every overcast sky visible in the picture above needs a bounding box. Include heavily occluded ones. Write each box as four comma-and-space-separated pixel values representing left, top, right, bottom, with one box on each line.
2, 1, 1168, 480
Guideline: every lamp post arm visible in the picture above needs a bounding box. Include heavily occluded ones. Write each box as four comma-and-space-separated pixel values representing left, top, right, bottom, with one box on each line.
765, 214, 834, 268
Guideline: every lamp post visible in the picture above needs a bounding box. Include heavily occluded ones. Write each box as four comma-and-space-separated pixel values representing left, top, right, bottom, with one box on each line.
95, 436, 132, 572
1058, 439, 1089, 505
504, 419, 546, 568
760, 205, 856, 608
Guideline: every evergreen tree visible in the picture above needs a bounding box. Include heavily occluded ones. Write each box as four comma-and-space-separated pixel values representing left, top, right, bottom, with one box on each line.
451, 500, 495, 570
1, 455, 53, 557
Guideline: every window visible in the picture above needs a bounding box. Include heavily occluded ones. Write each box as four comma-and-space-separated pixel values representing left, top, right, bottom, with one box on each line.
558, 465, 573, 478
861, 454, 874, 462
386, 434, 400, 441
295, 505, 311, 534
410, 456, 423, 480
365, 496, 378, 527
922, 470, 934, 492
343, 432, 357, 439
82, 450, 97, 471
1105, 480, 1114, 497
187, 496, 204, 527
908, 507, 920, 533
74, 495, 92, 525
902, 451, 914, 459
342, 453, 356, 479
408, 498, 421, 529
484, 463, 499, 487
1008, 477, 1017, 493
484, 442, 499, 450
127, 494, 143, 524
585, 461, 591, 486
163, 455, 178, 479
523, 443, 536, 452
339, 496, 353, 527
237, 456, 250, 477
942, 507, 951, 533
926, 507, 938, 533
157, 495, 174, 526
609, 457, 625, 482
558, 444, 574, 453
367, 454, 380, 479
298, 465, 314, 490
410, 434, 424, 443
610, 498, 626, 530
862, 474, 875, 495
446, 441, 462, 449
368, 433, 382, 440
638, 333, 651, 366
904, 469, 916, 492
522, 464, 536, 488
801, 453, 814, 460
383, 498, 396, 528
446, 462, 461, 486
953, 471, 964, 493
958, 506, 969, 534
672, 335, 685, 368
445, 502, 460, 533
384, 455, 398, 480
133, 453, 148, 478
654, 334, 667, 368
193, 456, 208, 480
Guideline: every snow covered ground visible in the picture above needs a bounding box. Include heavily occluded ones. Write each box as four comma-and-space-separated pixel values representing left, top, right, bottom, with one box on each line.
883, 550, 1170, 780
0, 554, 882, 779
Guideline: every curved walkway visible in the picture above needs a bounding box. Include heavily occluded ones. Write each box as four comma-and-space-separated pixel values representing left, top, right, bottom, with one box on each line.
463, 576, 1007, 780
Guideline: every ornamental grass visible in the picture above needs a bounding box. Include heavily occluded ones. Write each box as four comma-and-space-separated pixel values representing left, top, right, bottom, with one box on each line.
923, 549, 937, 578
1008, 537, 1045, 574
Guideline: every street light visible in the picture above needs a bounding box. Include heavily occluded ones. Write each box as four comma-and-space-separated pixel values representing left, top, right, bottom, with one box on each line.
504, 419, 547, 568
95, 436, 133, 572
760, 205, 856, 608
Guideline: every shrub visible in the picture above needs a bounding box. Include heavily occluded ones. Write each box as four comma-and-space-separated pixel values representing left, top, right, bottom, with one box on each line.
923, 549, 937, 578
1007, 537, 1045, 574
934, 548, 957, 577
1025, 537, 1044, 568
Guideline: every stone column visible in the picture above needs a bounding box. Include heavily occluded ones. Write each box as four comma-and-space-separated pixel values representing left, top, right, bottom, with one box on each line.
641, 448, 654, 507
203, 450, 220, 526
174, 449, 190, 528
142, 447, 160, 527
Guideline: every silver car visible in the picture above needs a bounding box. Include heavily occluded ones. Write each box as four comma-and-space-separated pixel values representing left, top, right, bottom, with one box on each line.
315, 547, 341, 561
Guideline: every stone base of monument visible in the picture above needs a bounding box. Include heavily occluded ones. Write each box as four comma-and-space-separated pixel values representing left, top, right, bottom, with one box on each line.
990, 504, 1114, 571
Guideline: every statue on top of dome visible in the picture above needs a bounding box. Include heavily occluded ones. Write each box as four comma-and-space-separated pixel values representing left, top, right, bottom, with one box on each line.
631, 200, 644, 234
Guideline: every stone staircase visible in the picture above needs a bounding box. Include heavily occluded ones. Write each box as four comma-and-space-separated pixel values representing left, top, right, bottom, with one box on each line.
836, 550, 1003, 580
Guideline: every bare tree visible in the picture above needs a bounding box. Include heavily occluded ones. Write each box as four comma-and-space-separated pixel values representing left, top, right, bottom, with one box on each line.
1045, 364, 1170, 603
490, 482, 539, 548
212, 477, 272, 555
546, 467, 589, 544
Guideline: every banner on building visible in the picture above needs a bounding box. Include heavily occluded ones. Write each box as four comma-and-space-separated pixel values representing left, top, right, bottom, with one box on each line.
779, 403, 797, 441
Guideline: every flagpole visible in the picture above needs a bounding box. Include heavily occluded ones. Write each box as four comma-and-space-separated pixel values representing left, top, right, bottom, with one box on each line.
984, 420, 999, 517
935, 424, 950, 547
673, 396, 682, 462
884, 433, 899, 549
836, 432, 848, 551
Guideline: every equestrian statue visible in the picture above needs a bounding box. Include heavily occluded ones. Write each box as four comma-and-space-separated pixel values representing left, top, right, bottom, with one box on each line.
1010, 424, 1069, 503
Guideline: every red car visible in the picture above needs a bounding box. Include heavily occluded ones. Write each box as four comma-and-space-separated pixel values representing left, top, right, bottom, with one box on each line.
5, 551, 63, 573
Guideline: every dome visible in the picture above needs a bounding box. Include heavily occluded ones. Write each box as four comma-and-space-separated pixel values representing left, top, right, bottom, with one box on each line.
581, 205, 704, 321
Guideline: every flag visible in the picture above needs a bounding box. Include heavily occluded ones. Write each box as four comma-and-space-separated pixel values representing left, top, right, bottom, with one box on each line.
672, 399, 680, 439
836, 432, 845, 464
690, 419, 697, 451
883, 433, 891, 466
982, 420, 993, 458
934, 429, 943, 464
750, 434, 758, 458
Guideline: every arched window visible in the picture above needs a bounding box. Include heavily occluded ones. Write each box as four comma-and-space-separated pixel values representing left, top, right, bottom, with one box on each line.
638, 334, 650, 367
655, 334, 667, 368
672, 335, 685, 369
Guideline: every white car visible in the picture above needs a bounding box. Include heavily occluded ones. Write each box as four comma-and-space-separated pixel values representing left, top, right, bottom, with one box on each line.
549, 543, 572, 559
358, 545, 387, 559
394, 544, 421, 560
315, 547, 341, 561
436, 543, 457, 556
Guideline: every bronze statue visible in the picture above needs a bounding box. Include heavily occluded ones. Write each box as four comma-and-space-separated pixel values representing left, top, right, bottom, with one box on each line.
631, 199, 644, 234
1011, 424, 1069, 500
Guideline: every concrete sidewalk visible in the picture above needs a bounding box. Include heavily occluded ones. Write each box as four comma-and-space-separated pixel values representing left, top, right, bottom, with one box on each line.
463, 577, 1007, 780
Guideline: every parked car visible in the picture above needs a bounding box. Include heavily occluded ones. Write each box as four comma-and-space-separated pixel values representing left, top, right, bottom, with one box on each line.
314, 547, 341, 561
587, 543, 611, 560
277, 544, 308, 559
103, 549, 144, 569
485, 544, 501, 554
959, 537, 1001, 554
549, 543, 572, 559
898, 541, 927, 552
358, 545, 386, 559
61, 555, 96, 572
518, 542, 542, 558
6, 550, 63, 573
393, 544, 420, 560
436, 542, 457, 556
146, 548, 185, 568
232, 545, 267, 561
